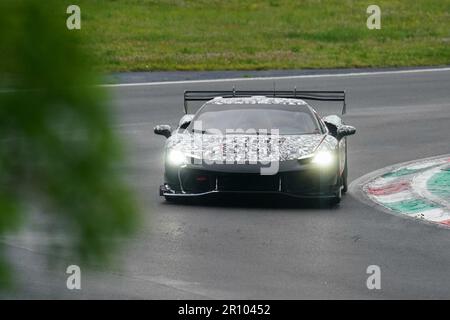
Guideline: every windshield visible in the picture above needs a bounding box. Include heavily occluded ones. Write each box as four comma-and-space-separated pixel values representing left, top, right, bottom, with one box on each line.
188, 103, 322, 135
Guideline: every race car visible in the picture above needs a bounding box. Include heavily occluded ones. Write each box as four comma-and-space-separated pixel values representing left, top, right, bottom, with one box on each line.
154, 90, 356, 204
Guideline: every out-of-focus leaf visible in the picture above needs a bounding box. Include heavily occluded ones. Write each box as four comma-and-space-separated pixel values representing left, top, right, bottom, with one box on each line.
0, 0, 138, 285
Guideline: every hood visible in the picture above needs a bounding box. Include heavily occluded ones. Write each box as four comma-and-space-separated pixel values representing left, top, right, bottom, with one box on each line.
167, 133, 329, 162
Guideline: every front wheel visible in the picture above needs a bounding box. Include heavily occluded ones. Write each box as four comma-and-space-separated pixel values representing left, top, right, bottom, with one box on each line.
330, 186, 342, 205
342, 159, 348, 193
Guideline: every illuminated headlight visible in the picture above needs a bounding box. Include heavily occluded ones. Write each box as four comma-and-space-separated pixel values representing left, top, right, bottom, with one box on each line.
167, 149, 187, 166
312, 150, 334, 166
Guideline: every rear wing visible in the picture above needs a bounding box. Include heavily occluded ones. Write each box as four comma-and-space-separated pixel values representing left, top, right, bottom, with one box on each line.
184, 89, 347, 115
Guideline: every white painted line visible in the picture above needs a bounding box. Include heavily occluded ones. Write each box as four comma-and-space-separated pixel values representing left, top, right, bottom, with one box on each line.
411, 208, 450, 222
102, 67, 450, 88
406, 158, 447, 170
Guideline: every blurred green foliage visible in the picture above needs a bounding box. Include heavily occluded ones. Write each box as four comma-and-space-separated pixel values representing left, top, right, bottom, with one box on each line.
0, 0, 137, 284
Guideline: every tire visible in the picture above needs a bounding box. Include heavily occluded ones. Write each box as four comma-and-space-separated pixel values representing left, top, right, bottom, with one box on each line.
330, 186, 342, 206
342, 159, 348, 193
329, 167, 344, 206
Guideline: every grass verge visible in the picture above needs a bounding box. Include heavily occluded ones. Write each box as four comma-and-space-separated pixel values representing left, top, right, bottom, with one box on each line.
75, 0, 450, 71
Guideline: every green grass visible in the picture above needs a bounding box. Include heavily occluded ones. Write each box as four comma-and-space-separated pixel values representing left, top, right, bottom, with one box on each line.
74, 0, 450, 71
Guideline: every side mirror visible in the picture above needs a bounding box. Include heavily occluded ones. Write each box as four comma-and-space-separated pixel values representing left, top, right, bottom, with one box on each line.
154, 125, 172, 138
323, 115, 343, 127
337, 125, 356, 140
323, 115, 343, 137
179, 114, 195, 129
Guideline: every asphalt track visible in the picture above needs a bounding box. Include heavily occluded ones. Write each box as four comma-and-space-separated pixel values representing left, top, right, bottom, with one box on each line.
3, 68, 450, 299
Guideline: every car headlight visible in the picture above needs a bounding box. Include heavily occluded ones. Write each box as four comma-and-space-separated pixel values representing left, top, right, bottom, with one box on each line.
311, 150, 334, 166
167, 149, 187, 166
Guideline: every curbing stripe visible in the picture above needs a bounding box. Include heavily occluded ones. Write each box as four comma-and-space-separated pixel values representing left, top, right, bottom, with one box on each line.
358, 155, 450, 228
372, 190, 415, 204
412, 164, 450, 210
382, 168, 420, 178
383, 198, 439, 214
427, 170, 450, 199
367, 181, 410, 196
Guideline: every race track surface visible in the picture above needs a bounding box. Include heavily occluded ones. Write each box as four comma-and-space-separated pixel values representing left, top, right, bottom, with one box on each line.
3, 68, 450, 299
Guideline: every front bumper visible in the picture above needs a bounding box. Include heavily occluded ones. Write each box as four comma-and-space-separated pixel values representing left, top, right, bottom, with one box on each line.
160, 159, 341, 199
160, 183, 339, 199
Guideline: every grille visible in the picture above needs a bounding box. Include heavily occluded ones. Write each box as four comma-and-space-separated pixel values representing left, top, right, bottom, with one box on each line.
217, 174, 279, 192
